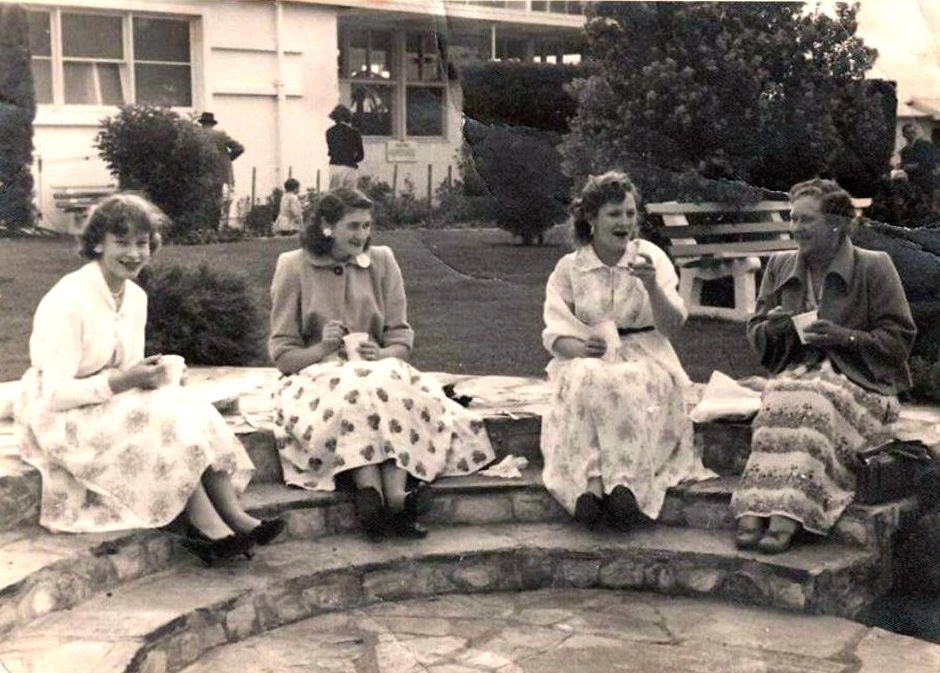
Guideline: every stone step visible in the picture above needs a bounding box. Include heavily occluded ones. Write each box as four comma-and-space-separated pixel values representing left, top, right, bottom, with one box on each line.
0, 522, 883, 673
0, 468, 912, 640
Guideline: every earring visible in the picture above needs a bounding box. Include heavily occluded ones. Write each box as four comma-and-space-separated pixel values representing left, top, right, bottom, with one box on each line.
322, 227, 333, 237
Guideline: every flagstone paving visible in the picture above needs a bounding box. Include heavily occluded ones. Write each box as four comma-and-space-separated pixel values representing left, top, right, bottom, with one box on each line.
178, 588, 940, 673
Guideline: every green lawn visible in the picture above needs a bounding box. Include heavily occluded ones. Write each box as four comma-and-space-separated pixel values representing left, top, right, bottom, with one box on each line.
0, 229, 762, 382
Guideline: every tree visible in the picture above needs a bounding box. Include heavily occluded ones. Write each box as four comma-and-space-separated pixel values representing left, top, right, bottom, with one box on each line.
562, 2, 892, 200
0, 3, 36, 231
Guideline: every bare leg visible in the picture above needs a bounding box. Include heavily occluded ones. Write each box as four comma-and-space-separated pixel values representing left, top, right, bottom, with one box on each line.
186, 483, 236, 540
201, 470, 261, 534
381, 462, 409, 511
586, 476, 603, 498
351, 464, 385, 500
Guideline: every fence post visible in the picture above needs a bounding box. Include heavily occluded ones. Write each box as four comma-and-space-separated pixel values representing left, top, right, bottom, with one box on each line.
251, 167, 257, 206
316, 169, 321, 193
288, 165, 293, 179
427, 163, 433, 207
392, 164, 399, 198
447, 164, 452, 189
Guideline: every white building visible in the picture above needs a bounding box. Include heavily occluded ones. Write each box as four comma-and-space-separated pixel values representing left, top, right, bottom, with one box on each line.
21, 0, 585, 231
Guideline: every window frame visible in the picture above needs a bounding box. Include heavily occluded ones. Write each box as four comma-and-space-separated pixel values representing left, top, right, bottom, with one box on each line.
26, 6, 196, 110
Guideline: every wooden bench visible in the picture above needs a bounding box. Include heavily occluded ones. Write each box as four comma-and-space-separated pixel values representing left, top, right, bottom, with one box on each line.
648, 199, 871, 321
52, 185, 118, 230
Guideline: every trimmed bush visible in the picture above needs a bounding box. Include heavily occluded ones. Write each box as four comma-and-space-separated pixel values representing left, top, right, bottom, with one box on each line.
96, 106, 226, 240
141, 263, 265, 365
0, 4, 36, 232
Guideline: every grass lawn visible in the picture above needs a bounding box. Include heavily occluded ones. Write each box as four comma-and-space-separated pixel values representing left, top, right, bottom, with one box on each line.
0, 228, 762, 382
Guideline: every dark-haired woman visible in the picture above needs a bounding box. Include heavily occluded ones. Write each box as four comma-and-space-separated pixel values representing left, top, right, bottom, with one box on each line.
541, 171, 714, 530
731, 179, 916, 554
15, 193, 280, 562
269, 188, 495, 540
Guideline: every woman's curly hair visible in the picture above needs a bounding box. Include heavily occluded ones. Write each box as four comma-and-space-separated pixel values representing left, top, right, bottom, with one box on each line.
789, 178, 858, 239
78, 192, 166, 260
572, 171, 643, 245
300, 187, 373, 256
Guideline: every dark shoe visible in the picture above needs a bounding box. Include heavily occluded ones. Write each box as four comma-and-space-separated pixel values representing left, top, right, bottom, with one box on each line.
403, 482, 433, 519
605, 486, 640, 530
757, 517, 799, 554
574, 492, 603, 526
388, 510, 429, 539
179, 532, 255, 566
249, 517, 286, 546
355, 487, 386, 542
735, 516, 766, 550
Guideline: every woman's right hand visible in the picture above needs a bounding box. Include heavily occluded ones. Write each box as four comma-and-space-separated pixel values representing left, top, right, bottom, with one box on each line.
109, 355, 165, 393
320, 320, 346, 354
554, 336, 607, 359
764, 307, 793, 339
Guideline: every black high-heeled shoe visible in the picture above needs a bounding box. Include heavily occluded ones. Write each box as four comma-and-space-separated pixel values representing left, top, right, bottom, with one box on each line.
248, 518, 286, 546
355, 487, 386, 542
179, 532, 256, 566
403, 482, 433, 519
388, 510, 429, 539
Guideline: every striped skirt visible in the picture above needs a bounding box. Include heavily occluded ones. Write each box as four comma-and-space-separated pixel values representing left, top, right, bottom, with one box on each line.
730, 360, 899, 535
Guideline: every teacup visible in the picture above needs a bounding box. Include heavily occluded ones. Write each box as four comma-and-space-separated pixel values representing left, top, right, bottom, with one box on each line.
159, 354, 187, 386
791, 310, 819, 344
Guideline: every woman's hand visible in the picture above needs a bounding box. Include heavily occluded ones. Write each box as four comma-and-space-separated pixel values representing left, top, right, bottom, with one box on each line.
582, 335, 607, 358
628, 252, 657, 290
803, 319, 854, 348
763, 306, 793, 339
553, 336, 606, 359
320, 320, 346, 354
109, 355, 165, 394
356, 340, 382, 361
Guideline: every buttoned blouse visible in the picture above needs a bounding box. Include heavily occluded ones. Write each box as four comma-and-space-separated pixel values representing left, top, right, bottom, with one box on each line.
27, 261, 146, 411
542, 240, 690, 385
268, 245, 415, 362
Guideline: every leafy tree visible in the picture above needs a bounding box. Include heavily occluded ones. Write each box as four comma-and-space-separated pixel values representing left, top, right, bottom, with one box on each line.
0, 3, 36, 231
96, 105, 225, 240
562, 2, 892, 200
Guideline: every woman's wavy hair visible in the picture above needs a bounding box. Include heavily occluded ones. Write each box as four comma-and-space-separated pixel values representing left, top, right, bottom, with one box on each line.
78, 192, 167, 260
301, 188, 373, 256
789, 178, 857, 239
572, 171, 643, 245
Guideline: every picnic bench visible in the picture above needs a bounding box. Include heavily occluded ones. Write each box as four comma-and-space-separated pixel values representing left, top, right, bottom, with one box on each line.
648, 198, 871, 321
51, 184, 117, 230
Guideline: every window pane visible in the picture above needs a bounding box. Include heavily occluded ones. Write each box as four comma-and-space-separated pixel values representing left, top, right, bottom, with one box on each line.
350, 83, 393, 136
566, 1, 583, 14
133, 17, 190, 63
31, 60, 52, 103
135, 63, 192, 106
64, 62, 125, 105
406, 34, 443, 82
406, 86, 443, 137
27, 12, 51, 57
62, 13, 123, 59
531, 1, 547, 10
346, 29, 393, 79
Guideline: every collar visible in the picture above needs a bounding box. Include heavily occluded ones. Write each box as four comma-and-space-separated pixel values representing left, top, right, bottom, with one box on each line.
573, 242, 637, 272
305, 250, 372, 270
86, 261, 128, 312
781, 238, 856, 290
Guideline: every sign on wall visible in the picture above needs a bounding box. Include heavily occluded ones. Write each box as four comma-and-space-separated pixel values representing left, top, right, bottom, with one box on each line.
386, 140, 418, 163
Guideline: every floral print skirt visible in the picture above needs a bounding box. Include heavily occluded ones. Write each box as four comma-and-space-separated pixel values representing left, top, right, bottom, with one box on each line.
730, 360, 898, 535
541, 345, 715, 519
16, 369, 254, 533
274, 358, 495, 491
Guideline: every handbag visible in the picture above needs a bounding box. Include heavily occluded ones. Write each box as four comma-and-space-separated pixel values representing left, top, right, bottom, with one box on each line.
853, 440, 933, 505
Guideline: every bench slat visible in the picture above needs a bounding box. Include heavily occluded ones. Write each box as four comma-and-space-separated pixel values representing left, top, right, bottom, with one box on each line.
647, 201, 790, 215
660, 221, 793, 238
671, 239, 798, 258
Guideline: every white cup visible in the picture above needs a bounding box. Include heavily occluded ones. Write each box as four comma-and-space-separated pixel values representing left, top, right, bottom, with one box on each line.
343, 332, 370, 361
159, 354, 187, 386
791, 310, 819, 344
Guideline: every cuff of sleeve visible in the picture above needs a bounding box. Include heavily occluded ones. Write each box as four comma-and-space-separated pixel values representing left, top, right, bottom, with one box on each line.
269, 340, 305, 363
92, 371, 116, 403
382, 329, 414, 351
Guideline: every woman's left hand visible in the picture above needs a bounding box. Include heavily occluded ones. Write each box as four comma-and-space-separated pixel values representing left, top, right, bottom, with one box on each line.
628, 252, 657, 289
803, 319, 854, 348
357, 340, 383, 361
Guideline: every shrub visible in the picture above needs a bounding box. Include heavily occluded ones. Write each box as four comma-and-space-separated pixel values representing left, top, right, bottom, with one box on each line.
0, 4, 36, 232
141, 263, 265, 365
96, 105, 226, 240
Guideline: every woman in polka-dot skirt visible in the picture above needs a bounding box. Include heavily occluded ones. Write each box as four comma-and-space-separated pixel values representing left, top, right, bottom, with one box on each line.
268, 188, 495, 540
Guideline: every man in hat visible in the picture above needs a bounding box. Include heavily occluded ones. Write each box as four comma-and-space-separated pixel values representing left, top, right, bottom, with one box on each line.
198, 111, 244, 228
326, 104, 364, 190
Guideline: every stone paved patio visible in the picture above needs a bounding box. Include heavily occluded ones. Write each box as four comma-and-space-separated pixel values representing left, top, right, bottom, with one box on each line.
178, 588, 940, 673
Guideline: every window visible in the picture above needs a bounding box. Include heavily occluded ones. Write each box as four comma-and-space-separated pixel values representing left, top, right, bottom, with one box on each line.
26, 9, 193, 107
339, 29, 448, 138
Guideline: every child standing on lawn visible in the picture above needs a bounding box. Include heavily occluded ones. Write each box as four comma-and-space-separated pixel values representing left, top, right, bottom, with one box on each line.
268, 187, 496, 541
14, 193, 283, 564
274, 178, 303, 235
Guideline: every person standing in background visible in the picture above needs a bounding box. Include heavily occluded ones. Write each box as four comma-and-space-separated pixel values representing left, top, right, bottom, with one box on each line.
899, 123, 937, 212
198, 112, 245, 228
326, 105, 364, 190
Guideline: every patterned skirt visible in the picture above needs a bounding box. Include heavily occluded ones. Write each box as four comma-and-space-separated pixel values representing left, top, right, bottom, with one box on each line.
274, 358, 495, 491
16, 369, 254, 533
730, 361, 899, 535
540, 344, 715, 519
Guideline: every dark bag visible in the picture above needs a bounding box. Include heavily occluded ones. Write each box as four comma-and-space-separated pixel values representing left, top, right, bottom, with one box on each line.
853, 440, 933, 505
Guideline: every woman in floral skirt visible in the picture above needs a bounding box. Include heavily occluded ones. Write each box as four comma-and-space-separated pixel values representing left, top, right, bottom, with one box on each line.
540, 171, 715, 530
15, 193, 282, 564
269, 188, 495, 541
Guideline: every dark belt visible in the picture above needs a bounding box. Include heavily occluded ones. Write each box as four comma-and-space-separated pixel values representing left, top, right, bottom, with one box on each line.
617, 326, 655, 336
